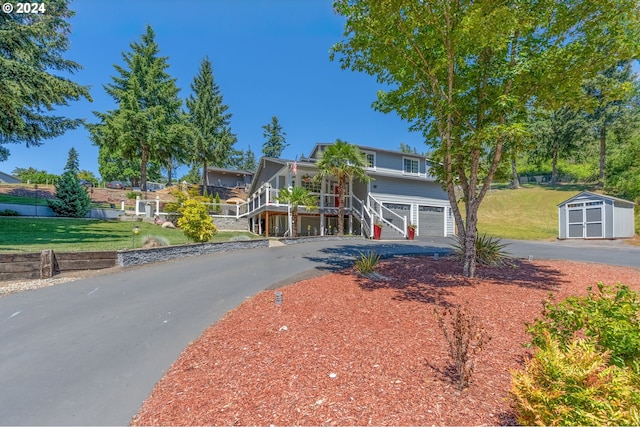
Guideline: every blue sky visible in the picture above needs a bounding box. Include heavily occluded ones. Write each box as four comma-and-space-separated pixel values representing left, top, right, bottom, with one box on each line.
2, 0, 426, 178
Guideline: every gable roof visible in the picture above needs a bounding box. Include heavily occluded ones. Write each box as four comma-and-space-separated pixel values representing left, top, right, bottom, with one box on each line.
308, 142, 429, 160
558, 191, 635, 207
0, 171, 21, 184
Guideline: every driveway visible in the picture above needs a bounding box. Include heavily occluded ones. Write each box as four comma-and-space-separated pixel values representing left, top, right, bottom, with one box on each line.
0, 237, 638, 425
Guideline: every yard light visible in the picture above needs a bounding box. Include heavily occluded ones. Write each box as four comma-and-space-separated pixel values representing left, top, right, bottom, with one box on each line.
433, 252, 439, 261
132, 225, 140, 248
275, 291, 283, 305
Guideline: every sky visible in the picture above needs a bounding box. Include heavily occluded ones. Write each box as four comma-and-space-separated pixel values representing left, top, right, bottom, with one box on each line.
2, 0, 428, 179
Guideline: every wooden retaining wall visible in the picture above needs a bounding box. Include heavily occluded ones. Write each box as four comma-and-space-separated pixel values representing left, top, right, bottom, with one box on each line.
0, 250, 117, 281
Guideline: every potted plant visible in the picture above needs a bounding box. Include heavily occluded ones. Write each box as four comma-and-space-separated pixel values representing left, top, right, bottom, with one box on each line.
407, 223, 417, 240
373, 221, 383, 240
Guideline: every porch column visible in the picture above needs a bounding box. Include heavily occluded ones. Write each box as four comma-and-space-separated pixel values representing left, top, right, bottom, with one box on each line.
348, 180, 353, 234
265, 211, 270, 238
319, 177, 325, 236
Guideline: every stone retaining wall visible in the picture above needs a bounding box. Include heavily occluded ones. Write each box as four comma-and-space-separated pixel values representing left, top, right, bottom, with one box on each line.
117, 239, 269, 267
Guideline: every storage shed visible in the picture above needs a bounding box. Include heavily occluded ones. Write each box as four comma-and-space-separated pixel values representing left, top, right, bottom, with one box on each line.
558, 191, 635, 239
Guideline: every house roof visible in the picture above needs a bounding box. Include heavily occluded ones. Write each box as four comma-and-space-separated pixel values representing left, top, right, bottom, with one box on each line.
205, 166, 254, 176
308, 142, 430, 160
0, 171, 21, 184
557, 191, 635, 207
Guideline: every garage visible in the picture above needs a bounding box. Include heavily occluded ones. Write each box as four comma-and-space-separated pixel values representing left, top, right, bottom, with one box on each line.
558, 191, 635, 239
418, 205, 445, 236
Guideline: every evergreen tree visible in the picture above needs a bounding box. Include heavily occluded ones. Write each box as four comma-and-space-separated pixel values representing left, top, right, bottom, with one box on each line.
243, 145, 257, 171
186, 56, 237, 188
89, 25, 185, 192
0, 0, 91, 162
262, 116, 288, 158
65, 147, 80, 174
583, 62, 639, 186
48, 148, 91, 218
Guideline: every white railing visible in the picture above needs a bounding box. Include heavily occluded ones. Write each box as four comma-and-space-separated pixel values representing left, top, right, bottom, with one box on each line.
352, 195, 373, 238
368, 195, 407, 238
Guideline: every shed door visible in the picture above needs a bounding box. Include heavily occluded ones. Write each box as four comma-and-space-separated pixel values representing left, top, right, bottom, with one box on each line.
419, 205, 445, 236
566, 201, 604, 238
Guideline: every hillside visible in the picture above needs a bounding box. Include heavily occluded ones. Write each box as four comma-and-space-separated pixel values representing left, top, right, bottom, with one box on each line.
474, 184, 639, 242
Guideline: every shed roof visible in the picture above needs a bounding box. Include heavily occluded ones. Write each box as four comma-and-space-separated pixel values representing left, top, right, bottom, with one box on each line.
557, 191, 635, 207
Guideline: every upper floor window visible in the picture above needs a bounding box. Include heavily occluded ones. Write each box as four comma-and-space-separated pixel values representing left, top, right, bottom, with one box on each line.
363, 151, 376, 169
403, 157, 419, 175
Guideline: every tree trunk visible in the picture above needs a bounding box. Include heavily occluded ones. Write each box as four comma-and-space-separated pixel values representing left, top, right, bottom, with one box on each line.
337, 176, 346, 236
202, 160, 208, 191
599, 126, 606, 186
140, 144, 149, 192
292, 208, 298, 238
510, 155, 520, 189
462, 205, 478, 278
551, 148, 558, 185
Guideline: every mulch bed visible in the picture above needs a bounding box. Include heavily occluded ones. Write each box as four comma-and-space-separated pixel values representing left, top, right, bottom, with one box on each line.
131, 256, 640, 426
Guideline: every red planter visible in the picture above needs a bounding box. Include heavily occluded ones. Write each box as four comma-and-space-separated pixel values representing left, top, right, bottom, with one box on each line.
373, 224, 382, 240
407, 227, 415, 240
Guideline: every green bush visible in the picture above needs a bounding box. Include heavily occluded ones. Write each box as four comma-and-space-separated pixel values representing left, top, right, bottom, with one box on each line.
0, 209, 20, 216
527, 283, 640, 371
452, 233, 511, 266
511, 332, 640, 426
126, 191, 140, 200
354, 250, 381, 274
177, 199, 217, 243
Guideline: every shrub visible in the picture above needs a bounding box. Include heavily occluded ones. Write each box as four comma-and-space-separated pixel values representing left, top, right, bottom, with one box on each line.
434, 303, 489, 390
527, 283, 640, 371
47, 172, 92, 218
510, 331, 640, 426
126, 191, 140, 200
354, 250, 381, 274
452, 233, 510, 267
0, 209, 20, 216
177, 199, 217, 243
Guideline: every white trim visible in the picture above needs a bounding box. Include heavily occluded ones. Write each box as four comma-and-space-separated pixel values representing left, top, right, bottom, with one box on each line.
402, 156, 420, 176
362, 150, 376, 171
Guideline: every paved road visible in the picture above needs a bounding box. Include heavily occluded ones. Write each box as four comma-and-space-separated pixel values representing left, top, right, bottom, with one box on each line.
0, 237, 637, 425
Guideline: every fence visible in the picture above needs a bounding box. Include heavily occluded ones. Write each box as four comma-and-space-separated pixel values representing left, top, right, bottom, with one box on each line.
0, 250, 117, 281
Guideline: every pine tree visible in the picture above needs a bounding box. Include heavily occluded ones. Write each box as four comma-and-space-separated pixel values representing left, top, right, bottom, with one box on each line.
0, 0, 91, 161
48, 148, 92, 218
243, 145, 257, 171
262, 116, 288, 158
186, 56, 237, 188
89, 25, 185, 192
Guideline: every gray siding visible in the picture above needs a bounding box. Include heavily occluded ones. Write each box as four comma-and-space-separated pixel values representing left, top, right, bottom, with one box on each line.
558, 207, 567, 239
371, 176, 447, 200
614, 202, 635, 238
605, 201, 614, 238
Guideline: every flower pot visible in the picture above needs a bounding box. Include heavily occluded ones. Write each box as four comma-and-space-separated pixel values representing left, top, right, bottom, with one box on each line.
373, 224, 382, 240
407, 227, 415, 240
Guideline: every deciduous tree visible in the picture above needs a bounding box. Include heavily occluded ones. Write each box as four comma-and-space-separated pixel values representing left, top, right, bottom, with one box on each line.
332, 0, 640, 277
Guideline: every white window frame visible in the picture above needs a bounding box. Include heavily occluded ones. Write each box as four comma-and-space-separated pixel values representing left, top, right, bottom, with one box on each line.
363, 151, 376, 170
403, 156, 420, 175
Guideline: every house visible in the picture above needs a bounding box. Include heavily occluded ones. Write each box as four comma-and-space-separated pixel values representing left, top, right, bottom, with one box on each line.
204, 167, 253, 189
558, 191, 635, 239
243, 143, 455, 239
0, 171, 21, 184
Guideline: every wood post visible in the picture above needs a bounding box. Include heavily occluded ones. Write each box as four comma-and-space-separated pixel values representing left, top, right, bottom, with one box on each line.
40, 249, 55, 279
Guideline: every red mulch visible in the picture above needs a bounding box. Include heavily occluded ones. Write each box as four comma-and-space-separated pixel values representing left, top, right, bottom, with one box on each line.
131, 257, 640, 426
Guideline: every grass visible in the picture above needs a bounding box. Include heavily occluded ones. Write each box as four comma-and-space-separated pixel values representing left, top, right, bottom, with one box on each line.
469, 183, 600, 240
0, 217, 258, 253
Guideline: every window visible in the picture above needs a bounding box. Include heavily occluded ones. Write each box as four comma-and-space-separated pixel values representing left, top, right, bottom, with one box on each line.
300, 176, 321, 193
403, 157, 419, 175
363, 151, 376, 169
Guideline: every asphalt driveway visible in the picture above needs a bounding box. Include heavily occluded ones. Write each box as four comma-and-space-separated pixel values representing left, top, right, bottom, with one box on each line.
0, 237, 638, 425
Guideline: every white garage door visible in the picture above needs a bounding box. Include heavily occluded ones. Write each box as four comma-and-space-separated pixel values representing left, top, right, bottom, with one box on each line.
419, 205, 444, 236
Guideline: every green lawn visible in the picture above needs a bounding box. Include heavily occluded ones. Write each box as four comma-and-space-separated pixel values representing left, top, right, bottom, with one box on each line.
472, 184, 639, 240
0, 217, 258, 253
